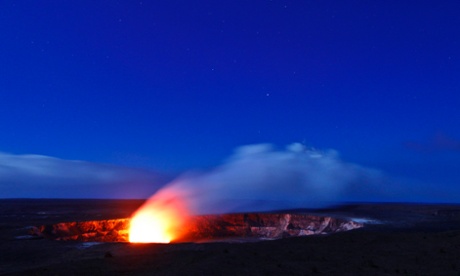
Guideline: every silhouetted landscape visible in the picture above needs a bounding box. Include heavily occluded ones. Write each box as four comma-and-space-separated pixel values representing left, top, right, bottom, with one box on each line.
1, 199, 460, 275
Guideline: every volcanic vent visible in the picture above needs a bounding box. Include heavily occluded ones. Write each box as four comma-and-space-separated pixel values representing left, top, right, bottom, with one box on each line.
31, 213, 363, 243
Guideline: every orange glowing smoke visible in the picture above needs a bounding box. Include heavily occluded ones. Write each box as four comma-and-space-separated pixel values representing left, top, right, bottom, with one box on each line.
128, 189, 190, 243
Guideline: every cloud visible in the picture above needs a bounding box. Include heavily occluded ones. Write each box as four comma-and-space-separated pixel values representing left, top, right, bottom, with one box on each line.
0, 152, 168, 198
142, 143, 388, 215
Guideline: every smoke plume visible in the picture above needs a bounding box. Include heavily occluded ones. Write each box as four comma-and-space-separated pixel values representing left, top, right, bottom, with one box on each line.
142, 143, 386, 215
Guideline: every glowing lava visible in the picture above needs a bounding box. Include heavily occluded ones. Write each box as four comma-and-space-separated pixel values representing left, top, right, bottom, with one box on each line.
129, 189, 190, 243
129, 212, 173, 243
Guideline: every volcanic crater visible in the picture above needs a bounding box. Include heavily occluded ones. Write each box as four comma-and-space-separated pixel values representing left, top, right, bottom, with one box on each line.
3, 200, 460, 275
31, 213, 363, 243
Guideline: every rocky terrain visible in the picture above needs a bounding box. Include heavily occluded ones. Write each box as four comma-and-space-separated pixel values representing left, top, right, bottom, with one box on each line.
1, 199, 460, 275
31, 219, 131, 242
30, 213, 362, 242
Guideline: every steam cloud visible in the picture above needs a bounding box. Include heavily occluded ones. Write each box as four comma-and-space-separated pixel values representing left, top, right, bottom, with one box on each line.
0, 152, 166, 198
4, 143, 449, 206
144, 143, 387, 215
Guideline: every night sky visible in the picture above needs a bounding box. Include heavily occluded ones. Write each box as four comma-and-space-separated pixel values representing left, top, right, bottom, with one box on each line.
1, 1, 459, 201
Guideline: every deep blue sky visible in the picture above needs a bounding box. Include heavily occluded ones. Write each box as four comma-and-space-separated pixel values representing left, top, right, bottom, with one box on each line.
1, 1, 460, 199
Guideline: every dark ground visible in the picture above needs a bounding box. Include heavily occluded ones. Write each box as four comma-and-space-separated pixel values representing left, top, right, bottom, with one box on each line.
1, 199, 460, 275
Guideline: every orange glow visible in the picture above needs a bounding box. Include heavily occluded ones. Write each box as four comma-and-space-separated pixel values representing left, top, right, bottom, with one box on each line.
129, 190, 190, 243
